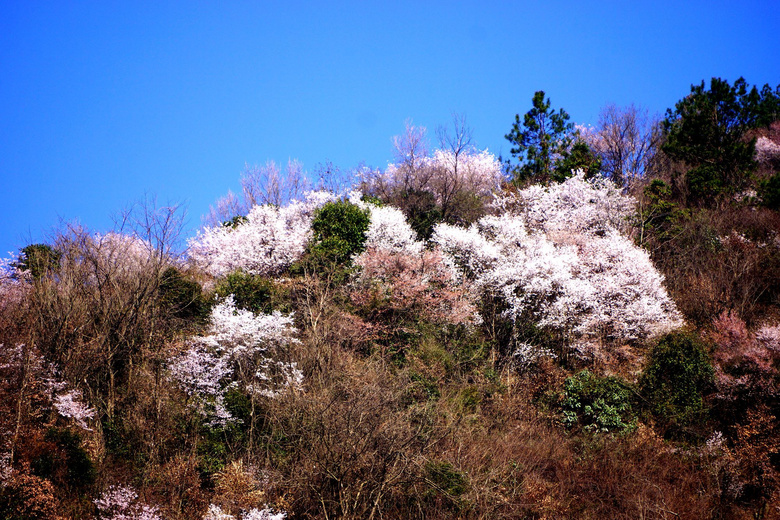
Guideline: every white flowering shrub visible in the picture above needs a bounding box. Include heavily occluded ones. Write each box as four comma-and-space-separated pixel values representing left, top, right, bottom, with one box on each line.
203, 504, 287, 520
348, 192, 423, 255
169, 296, 301, 426
433, 173, 682, 351
53, 389, 96, 430
756, 136, 780, 164
510, 170, 635, 235
94, 485, 162, 520
190, 191, 335, 277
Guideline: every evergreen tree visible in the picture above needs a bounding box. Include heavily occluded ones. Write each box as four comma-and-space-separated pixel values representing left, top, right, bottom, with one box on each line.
504, 90, 576, 184
662, 77, 780, 205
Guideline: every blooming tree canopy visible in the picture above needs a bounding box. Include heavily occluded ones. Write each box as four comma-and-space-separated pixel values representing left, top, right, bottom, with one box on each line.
169, 296, 301, 426
433, 172, 682, 348
189, 191, 334, 277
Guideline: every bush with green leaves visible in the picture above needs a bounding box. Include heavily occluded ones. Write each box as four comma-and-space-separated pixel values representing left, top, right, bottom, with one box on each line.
560, 370, 637, 434
14, 243, 61, 279
159, 266, 209, 323
639, 332, 714, 433
308, 199, 371, 265
214, 269, 275, 314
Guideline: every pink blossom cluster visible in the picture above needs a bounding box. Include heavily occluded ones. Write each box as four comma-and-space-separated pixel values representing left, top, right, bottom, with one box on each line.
53, 389, 96, 430
189, 191, 335, 277
352, 246, 480, 327
203, 504, 287, 520
755, 136, 780, 164
169, 296, 301, 425
94, 485, 162, 520
433, 173, 682, 348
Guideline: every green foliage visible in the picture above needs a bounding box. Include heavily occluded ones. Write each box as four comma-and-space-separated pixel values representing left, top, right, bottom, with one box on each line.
222, 215, 248, 228
639, 332, 714, 433
408, 372, 441, 402
662, 77, 780, 205
32, 428, 95, 492
14, 244, 61, 279
638, 179, 690, 245
425, 460, 469, 497
560, 370, 637, 434
101, 416, 135, 461
215, 270, 275, 313
504, 90, 576, 185
159, 267, 209, 323
759, 172, 780, 210
455, 386, 482, 415
555, 139, 602, 182
401, 189, 442, 240
309, 199, 370, 265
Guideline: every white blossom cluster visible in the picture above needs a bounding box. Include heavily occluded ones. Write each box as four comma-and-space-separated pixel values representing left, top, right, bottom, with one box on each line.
94, 485, 162, 520
755, 136, 780, 164
189, 191, 335, 277
381, 148, 503, 204
348, 192, 422, 255
433, 173, 682, 349
511, 171, 635, 235
203, 504, 286, 520
169, 296, 301, 426
53, 389, 96, 430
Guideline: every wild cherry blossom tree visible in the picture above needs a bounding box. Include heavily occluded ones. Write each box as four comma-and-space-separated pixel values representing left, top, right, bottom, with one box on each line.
169, 296, 301, 428
53, 389, 96, 430
348, 192, 422, 255
189, 191, 334, 278
94, 485, 162, 520
203, 504, 287, 520
433, 172, 682, 355
755, 136, 780, 165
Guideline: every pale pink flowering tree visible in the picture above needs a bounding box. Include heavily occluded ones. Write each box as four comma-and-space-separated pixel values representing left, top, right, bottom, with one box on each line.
203, 504, 287, 520
755, 136, 780, 165
94, 485, 162, 520
53, 389, 96, 430
379, 147, 503, 207
433, 173, 682, 357
189, 191, 335, 278
358, 121, 504, 226
352, 246, 480, 328
170, 296, 301, 427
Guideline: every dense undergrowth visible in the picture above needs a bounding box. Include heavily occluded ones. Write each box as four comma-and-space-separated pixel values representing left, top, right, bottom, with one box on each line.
2, 78, 780, 519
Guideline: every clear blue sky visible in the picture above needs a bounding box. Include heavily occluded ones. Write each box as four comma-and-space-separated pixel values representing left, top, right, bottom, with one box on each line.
1, 1, 778, 255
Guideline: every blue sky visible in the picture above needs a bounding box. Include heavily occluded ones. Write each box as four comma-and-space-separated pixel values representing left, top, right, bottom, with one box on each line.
1, 1, 778, 255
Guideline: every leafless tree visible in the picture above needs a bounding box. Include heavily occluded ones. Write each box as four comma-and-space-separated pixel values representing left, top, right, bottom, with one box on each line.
205, 160, 311, 226
586, 104, 662, 189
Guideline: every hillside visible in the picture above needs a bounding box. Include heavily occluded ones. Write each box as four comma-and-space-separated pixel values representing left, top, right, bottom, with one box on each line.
2, 78, 780, 519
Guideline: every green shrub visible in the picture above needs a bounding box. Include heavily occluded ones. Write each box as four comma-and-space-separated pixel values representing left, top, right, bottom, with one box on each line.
639, 332, 714, 433
159, 266, 209, 323
14, 243, 61, 279
560, 370, 637, 434
32, 428, 95, 492
309, 200, 370, 265
425, 460, 469, 497
759, 172, 780, 210
215, 270, 275, 313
